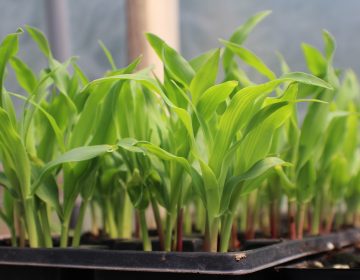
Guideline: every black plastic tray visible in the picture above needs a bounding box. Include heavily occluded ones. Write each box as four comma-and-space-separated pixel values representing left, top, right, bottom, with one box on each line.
0, 228, 359, 280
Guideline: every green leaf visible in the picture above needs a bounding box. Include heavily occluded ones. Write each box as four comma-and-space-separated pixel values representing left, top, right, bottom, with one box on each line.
146, 33, 165, 58
221, 40, 276, 80
32, 145, 116, 194
198, 160, 220, 220
0, 107, 31, 198
0, 28, 22, 106
0, 172, 10, 190
35, 175, 62, 219
223, 10, 271, 71
72, 61, 89, 85
98, 40, 117, 70
9, 91, 66, 152
322, 30, 336, 61
10, 57, 37, 94
189, 49, 218, 71
162, 43, 195, 87
25, 25, 52, 58
146, 33, 195, 87
242, 101, 289, 137
196, 81, 238, 120
280, 72, 333, 89
301, 43, 327, 76
220, 157, 287, 214
190, 49, 220, 104
127, 169, 149, 210
276, 51, 290, 74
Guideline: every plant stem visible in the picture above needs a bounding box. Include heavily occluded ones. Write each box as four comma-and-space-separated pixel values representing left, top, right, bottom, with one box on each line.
24, 198, 39, 247
184, 206, 192, 236
90, 201, 99, 236
138, 209, 151, 251
14, 202, 24, 247
269, 201, 278, 239
60, 223, 69, 248
203, 215, 210, 251
288, 200, 296, 240
164, 212, 175, 251
176, 208, 183, 252
149, 191, 164, 250
245, 196, 255, 240
208, 217, 219, 252
195, 198, 205, 234
220, 213, 233, 252
72, 199, 89, 247
117, 191, 133, 238
311, 192, 321, 235
60, 206, 73, 248
39, 203, 52, 248
230, 218, 240, 250
324, 206, 336, 234
105, 197, 118, 238
296, 203, 306, 239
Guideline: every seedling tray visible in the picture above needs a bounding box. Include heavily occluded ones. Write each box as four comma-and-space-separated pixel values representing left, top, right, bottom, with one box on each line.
0, 228, 359, 280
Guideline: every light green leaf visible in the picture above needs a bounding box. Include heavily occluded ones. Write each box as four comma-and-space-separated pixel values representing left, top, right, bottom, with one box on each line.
281, 72, 333, 89
221, 40, 276, 80
220, 157, 287, 214
32, 145, 116, 194
301, 43, 327, 76
10, 57, 37, 94
25, 25, 52, 58
322, 30, 336, 61
98, 40, 117, 70
190, 49, 220, 104
196, 81, 238, 120
223, 10, 271, 70
0, 28, 22, 106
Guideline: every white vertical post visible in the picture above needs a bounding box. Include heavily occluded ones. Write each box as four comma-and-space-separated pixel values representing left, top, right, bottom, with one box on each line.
44, 0, 71, 61
126, 0, 179, 77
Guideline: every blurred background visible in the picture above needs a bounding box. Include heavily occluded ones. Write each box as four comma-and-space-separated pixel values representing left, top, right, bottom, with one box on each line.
0, 0, 359, 86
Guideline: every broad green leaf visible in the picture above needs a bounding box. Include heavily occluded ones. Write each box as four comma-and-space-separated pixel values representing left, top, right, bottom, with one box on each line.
25, 25, 52, 58
10, 57, 37, 93
0, 28, 22, 106
196, 81, 238, 120
329, 155, 348, 201
162, 43, 195, 87
0, 172, 11, 190
343, 102, 358, 162
220, 157, 286, 214
322, 30, 336, 61
32, 145, 116, 193
35, 175, 62, 218
210, 73, 331, 176
190, 49, 220, 104
221, 40, 276, 80
296, 160, 316, 203
198, 160, 220, 220
302, 43, 327, 76
146, 33, 165, 58
146, 33, 195, 87
280, 72, 333, 89
127, 169, 149, 210
189, 49, 218, 71
242, 101, 289, 137
9, 91, 65, 152
117, 138, 146, 153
